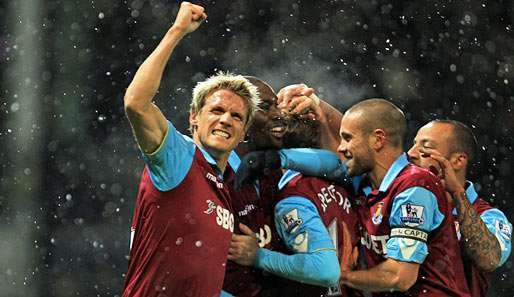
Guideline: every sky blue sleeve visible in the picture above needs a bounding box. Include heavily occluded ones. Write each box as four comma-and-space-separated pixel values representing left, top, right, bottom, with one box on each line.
141, 120, 196, 191
279, 148, 348, 182
254, 196, 340, 287
480, 208, 512, 266
386, 187, 445, 264
220, 290, 234, 297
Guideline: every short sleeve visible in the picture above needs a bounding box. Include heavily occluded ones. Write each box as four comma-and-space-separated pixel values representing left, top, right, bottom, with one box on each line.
386, 187, 444, 263
142, 120, 196, 191
274, 196, 335, 253
480, 208, 512, 266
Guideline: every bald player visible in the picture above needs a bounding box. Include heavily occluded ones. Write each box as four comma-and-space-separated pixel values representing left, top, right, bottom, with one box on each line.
408, 120, 512, 297
334, 99, 470, 296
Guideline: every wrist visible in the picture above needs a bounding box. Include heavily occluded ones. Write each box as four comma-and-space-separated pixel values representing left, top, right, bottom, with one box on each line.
254, 248, 267, 268
167, 26, 188, 39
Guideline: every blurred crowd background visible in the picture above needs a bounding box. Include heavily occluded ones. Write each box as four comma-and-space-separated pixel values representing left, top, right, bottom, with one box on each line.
1, 0, 513, 296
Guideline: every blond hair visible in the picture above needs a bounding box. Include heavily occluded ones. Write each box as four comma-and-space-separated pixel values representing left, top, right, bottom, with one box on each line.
190, 71, 261, 131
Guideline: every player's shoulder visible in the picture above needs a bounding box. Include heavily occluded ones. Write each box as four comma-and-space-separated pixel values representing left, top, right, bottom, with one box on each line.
396, 163, 441, 187
472, 196, 494, 213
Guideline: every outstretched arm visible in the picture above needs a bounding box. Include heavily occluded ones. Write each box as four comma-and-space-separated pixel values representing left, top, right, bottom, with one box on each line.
124, 2, 207, 153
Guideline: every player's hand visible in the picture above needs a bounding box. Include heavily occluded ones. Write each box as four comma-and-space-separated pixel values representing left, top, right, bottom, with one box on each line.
227, 223, 259, 266
419, 147, 465, 195
277, 84, 322, 120
171, 2, 207, 35
234, 150, 281, 189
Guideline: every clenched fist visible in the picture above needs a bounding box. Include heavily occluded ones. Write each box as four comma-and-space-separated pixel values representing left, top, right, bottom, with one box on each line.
171, 2, 207, 35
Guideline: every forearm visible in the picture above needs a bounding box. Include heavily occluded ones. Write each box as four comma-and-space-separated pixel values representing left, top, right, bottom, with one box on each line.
124, 28, 185, 110
341, 269, 401, 292
319, 99, 342, 151
280, 148, 347, 180
453, 190, 501, 271
256, 248, 340, 287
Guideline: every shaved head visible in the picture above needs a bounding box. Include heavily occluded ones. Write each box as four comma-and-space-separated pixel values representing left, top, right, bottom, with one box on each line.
345, 98, 406, 148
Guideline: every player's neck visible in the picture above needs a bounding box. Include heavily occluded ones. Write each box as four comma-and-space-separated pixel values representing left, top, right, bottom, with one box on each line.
369, 149, 403, 189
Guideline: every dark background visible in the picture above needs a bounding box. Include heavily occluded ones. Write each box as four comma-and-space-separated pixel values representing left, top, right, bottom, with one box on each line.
0, 0, 513, 296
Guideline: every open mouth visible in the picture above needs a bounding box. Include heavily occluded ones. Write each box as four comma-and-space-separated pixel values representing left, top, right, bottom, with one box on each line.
212, 129, 231, 139
269, 125, 285, 138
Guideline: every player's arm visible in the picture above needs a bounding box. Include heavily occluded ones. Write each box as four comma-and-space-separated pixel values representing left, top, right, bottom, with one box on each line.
451, 190, 503, 271
277, 84, 342, 151
342, 186, 444, 292
421, 148, 512, 271
234, 149, 351, 189
228, 197, 340, 287
341, 258, 419, 292
124, 2, 206, 154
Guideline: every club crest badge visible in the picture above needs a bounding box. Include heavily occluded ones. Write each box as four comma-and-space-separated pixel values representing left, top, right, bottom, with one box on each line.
400, 203, 425, 227
454, 221, 461, 241
372, 202, 384, 225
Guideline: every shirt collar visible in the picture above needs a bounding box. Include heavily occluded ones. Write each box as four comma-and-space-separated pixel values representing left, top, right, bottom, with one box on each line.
198, 146, 240, 176
362, 153, 409, 195
379, 153, 410, 192
452, 180, 479, 215
465, 180, 479, 204
278, 170, 301, 190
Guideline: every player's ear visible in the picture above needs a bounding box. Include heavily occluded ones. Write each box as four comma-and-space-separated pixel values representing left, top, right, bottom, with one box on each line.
370, 128, 386, 150
450, 152, 467, 171
189, 111, 199, 126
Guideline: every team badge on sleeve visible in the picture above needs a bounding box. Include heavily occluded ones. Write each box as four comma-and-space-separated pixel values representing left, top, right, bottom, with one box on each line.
497, 220, 512, 241
282, 208, 303, 233
400, 203, 425, 227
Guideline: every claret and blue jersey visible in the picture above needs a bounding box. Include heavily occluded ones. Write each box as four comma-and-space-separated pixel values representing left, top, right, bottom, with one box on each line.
123, 120, 240, 297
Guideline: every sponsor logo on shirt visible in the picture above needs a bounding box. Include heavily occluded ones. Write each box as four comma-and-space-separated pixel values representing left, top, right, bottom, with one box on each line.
238, 204, 256, 217
205, 172, 224, 189
204, 200, 234, 232
372, 202, 384, 225
204, 199, 216, 214
400, 203, 425, 227
257, 224, 272, 248
361, 230, 389, 255
282, 208, 303, 233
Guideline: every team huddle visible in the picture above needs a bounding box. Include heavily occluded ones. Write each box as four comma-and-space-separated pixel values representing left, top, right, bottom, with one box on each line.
121, 2, 512, 297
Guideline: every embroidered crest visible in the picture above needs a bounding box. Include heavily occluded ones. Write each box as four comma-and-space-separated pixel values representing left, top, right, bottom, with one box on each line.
454, 221, 461, 241
400, 203, 425, 227
372, 202, 384, 225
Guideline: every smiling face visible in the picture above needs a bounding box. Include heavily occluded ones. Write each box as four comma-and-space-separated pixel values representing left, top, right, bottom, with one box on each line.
337, 112, 375, 177
190, 89, 249, 160
407, 122, 453, 168
245, 79, 285, 150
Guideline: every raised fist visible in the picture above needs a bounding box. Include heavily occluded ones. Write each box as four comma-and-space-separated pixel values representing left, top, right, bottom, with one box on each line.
171, 2, 207, 35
